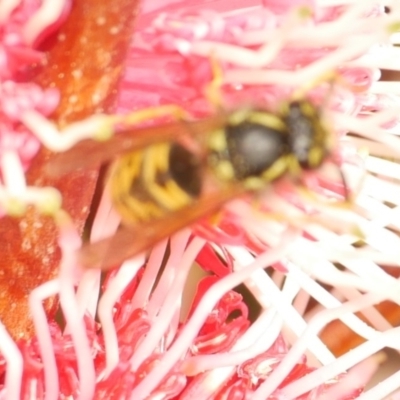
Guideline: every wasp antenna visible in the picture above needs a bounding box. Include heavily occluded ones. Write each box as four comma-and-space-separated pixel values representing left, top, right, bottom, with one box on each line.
204, 54, 225, 109
339, 166, 352, 203
292, 70, 337, 101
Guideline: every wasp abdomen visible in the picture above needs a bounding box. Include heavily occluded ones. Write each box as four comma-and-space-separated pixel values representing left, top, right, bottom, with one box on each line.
110, 142, 202, 225
169, 143, 202, 198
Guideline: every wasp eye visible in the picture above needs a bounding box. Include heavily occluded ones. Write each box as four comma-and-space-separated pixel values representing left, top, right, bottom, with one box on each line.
226, 121, 287, 179
286, 101, 326, 169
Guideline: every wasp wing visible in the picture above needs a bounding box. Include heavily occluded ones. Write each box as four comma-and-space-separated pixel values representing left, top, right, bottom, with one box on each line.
78, 185, 246, 270
45, 114, 227, 177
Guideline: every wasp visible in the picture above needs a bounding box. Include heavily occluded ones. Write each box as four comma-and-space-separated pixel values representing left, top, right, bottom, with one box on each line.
46, 95, 338, 270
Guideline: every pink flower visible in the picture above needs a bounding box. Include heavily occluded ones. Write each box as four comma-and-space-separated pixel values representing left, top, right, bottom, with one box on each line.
1, 1, 400, 399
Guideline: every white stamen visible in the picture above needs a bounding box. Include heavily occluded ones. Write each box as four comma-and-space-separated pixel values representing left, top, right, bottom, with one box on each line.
0, 0, 20, 25
22, 0, 67, 46
20, 110, 111, 152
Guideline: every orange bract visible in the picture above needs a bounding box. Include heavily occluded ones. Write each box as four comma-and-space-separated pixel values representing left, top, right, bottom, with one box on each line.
0, 0, 139, 339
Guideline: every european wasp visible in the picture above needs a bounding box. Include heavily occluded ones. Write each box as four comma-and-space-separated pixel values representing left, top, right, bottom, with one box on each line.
46, 94, 339, 270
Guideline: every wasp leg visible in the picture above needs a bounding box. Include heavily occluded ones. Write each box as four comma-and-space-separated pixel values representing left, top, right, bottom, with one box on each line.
296, 184, 354, 210
250, 199, 363, 239
292, 68, 367, 104
98, 104, 192, 140
291, 186, 363, 238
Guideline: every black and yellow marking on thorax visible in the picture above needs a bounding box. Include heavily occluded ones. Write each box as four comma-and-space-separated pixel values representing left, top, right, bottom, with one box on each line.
109, 142, 203, 225
206, 109, 290, 191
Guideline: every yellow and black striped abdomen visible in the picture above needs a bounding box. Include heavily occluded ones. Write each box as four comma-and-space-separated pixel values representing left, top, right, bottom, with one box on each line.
109, 142, 203, 226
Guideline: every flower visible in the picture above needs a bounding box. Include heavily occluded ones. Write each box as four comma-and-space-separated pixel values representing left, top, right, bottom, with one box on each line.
1, 0, 400, 399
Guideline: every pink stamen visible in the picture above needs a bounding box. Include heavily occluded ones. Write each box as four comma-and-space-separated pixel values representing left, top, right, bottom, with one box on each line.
129, 240, 168, 310
98, 256, 145, 375
0, 321, 23, 400
22, 0, 72, 47
146, 230, 192, 318
3, 0, 400, 398
319, 354, 382, 400
129, 228, 297, 398
57, 216, 96, 399
29, 280, 60, 400
130, 236, 205, 370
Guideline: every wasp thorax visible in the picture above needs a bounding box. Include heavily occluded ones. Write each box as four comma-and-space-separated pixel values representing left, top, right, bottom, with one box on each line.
208, 117, 288, 183
225, 120, 288, 180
